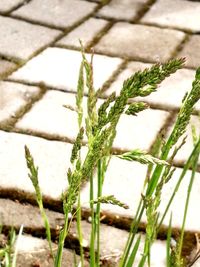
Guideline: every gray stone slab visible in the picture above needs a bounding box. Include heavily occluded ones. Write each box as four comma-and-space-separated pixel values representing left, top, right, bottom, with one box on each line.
178, 35, 200, 69
113, 108, 169, 151
0, 81, 40, 123
0, 131, 71, 200
0, 59, 16, 77
188, 247, 200, 267
141, 0, 200, 33
10, 47, 122, 92
0, 199, 86, 266
97, 0, 149, 21
56, 18, 109, 48
80, 157, 200, 232
15, 90, 170, 151
0, 0, 24, 13
105, 62, 199, 110
15, 90, 81, 141
159, 166, 200, 232
0, 198, 166, 266
12, 0, 97, 29
95, 22, 185, 62
15, 235, 89, 267
0, 198, 64, 230
70, 221, 167, 266
0, 16, 61, 61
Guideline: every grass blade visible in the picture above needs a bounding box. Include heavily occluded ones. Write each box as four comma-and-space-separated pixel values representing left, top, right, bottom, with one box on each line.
126, 234, 141, 267
166, 214, 172, 267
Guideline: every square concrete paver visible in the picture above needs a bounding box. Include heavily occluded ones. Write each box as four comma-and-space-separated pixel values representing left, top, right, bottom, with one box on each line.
15, 235, 89, 267
178, 35, 200, 69
70, 221, 167, 267
81, 158, 147, 218
10, 47, 122, 92
0, 199, 166, 266
95, 22, 185, 62
97, 0, 149, 21
113, 108, 169, 151
56, 18, 109, 49
0, 59, 16, 77
0, 0, 24, 13
81, 156, 200, 232
105, 62, 198, 110
141, 0, 200, 32
0, 16, 61, 61
12, 0, 97, 29
0, 199, 64, 230
0, 130, 71, 200
159, 166, 200, 232
0, 81, 40, 123
15, 90, 169, 151
15, 91, 80, 140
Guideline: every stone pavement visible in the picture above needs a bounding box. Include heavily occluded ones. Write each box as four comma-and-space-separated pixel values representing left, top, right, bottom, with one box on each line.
0, 0, 200, 266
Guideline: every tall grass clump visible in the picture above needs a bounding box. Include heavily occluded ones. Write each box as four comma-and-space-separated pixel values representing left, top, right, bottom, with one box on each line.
25, 49, 200, 267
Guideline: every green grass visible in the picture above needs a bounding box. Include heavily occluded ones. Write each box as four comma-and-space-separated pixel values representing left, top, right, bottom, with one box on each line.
24, 51, 200, 267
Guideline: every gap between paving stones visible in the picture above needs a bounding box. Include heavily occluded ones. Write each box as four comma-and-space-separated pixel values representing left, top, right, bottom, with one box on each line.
137, 21, 197, 35
0, 82, 46, 129
0, 0, 30, 15
0, 59, 18, 80
55, 19, 114, 53
171, 34, 191, 61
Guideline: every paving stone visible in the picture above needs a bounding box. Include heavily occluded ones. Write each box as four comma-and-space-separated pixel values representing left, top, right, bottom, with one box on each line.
0, 198, 165, 266
0, 130, 72, 200
15, 235, 89, 267
188, 248, 200, 267
95, 22, 185, 62
10, 47, 122, 92
0, 59, 16, 77
159, 166, 200, 232
80, 158, 147, 219
167, 115, 200, 164
0, 16, 61, 61
0, 0, 24, 13
113, 108, 169, 151
141, 0, 200, 32
0, 81, 40, 123
15, 90, 80, 140
15, 90, 169, 151
80, 156, 200, 232
105, 62, 199, 110
56, 18, 109, 48
97, 0, 149, 21
0, 201, 84, 266
12, 0, 97, 29
0, 198, 64, 230
178, 35, 200, 69
70, 220, 167, 266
